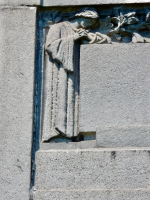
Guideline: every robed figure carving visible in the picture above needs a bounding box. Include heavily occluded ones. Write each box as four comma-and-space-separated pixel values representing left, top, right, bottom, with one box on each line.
42, 8, 107, 141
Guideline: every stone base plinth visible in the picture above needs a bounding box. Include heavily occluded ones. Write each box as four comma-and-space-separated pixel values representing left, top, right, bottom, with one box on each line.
34, 148, 150, 199
34, 189, 150, 200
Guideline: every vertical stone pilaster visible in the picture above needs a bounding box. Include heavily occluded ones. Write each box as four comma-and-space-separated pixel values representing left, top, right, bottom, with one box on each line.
0, 7, 36, 200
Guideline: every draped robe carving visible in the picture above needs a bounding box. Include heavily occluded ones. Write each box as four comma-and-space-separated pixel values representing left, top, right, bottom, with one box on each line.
42, 21, 80, 141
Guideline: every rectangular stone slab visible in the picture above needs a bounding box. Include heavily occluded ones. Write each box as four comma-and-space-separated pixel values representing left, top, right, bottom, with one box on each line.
0, 0, 149, 6
0, 7, 36, 200
96, 125, 150, 147
35, 148, 150, 191
42, 0, 150, 6
0, 0, 40, 6
34, 189, 150, 200
79, 44, 150, 132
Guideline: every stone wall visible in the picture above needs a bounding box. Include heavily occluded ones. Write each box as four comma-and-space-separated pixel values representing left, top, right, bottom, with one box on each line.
0, 6, 36, 200
0, 1, 150, 200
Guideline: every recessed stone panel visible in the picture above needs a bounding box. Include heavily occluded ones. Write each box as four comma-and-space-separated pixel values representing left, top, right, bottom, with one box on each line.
79, 44, 150, 132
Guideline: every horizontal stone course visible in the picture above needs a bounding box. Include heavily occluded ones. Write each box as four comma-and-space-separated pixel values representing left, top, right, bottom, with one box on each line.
35, 148, 150, 190
34, 189, 150, 200
41, 140, 97, 150
0, 0, 40, 6
43, 0, 150, 6
0, 0, 150, 6
96, 125, 150, 147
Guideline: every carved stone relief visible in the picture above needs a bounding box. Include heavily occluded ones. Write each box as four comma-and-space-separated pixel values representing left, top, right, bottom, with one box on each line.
108, 7, 150, 43
42, 8, 107, 142
39, 6, 150, 142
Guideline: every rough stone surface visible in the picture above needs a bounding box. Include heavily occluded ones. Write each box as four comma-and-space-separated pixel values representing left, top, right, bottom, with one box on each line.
0, 7, 36, 200
0, 0, 150, 6
34, 189, 150, 200
43, 0, 150, 6
96, 125, 150, 147
0, 0, 40, 6
41, 140, 97, 150
79, 44, 150, 132
35, 148, 150, 191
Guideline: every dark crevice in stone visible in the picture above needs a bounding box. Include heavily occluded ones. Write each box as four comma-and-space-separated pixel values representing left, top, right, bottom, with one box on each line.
30, 11, 43, 196
111, 151, 117, 159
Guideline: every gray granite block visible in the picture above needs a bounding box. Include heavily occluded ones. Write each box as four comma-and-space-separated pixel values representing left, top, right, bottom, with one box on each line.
35, 148, 150, 190
96, 125, 150, 147
0, 0, 150, 6
43, 0, 150, 6
41, 140, 97, 150
34, 189, 150, 200
79, 44, 150, 133
0, 0, 40, 6
0, 7, 36, 200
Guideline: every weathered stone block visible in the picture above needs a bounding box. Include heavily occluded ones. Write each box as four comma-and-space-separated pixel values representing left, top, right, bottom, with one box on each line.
0, 7, 36, 200
1, 0, 149, 6
34, 189, 150, 200
41, 140, 96, 150
41, 0, 150, 7
0, 0, 40, 6
35, 148, 150, 190
96, 125, 150, 147
79, 44, 150, 132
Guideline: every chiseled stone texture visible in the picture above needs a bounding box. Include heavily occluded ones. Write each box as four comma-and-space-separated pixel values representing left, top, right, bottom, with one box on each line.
43, 0, 150, 6
35, 149, 150, 191
0, 0, 150, 6
80, 44, 150, 132
0, 7, 36, 200
34, 189, 150, 200
96, 125, 150, 147
41, 140, 97, 150
0, 0, 40, 6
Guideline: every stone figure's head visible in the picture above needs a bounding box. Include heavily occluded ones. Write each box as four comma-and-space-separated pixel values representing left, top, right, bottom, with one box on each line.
72, 8, 99, 29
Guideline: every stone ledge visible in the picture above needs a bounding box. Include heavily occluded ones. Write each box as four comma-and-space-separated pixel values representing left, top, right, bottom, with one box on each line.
0, 0, 40, 6
96, 125, 150, 148
41, 140, 97, 150
35, 148, 150, 190
43, 0, 150, 7
0, 0, 150, 7
34, 189, 150, 200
